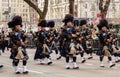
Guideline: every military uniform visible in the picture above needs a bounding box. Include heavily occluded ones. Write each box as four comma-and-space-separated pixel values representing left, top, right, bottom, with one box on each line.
34, 20, 52, 65
73, 19, 86, 63
60, 14, 79, 69
80, 20, 93, 59
97, 19, 115, 68
47, 21, 61, 60
8, 15, 29, 74
108, 29, 120, 63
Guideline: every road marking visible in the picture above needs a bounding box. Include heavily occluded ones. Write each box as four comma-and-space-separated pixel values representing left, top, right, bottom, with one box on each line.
85, 63, 93, 66
19, 68, 44, 74
3, 63, 44, 74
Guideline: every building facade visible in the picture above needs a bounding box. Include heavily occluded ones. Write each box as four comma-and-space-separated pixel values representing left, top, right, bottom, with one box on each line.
0, 0, 37, 27
0, 0, 120, 27
38, 0, 120, 20
38, 0, 69, 20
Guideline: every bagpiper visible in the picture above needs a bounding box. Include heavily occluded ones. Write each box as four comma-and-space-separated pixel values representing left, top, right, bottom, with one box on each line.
73, 19, 86, 63
8, 16, 29, 74
34, 20, 52, 65
47, 20, 61, 60
80, 20, 93, 59
60, 14, 79, 69
107, 24, 120, 63
97, 19, 115, 68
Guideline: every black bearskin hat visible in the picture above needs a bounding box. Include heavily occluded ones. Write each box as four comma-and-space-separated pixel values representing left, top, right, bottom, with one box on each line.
8, 15, 22, 28
97, 19, 108, 30
80, 20, 87, 26
47, 20, 55, 27
38, 20, 47, 27
73, 20, 79, 26
62, 14, 74, 23
108, 23, 113, 29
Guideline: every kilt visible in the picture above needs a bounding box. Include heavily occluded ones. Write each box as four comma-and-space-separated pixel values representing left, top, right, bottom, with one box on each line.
10, 47, 28, 60
96, 46, 111, 56
96, 48, 103, 56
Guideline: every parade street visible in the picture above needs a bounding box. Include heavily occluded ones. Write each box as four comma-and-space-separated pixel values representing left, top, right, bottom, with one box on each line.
0, 48, 120, 77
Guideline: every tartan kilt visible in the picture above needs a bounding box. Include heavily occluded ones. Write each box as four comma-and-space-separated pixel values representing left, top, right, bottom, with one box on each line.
96, 46, 111, 56
96, 48, 104, 56
10, 47, 28, 60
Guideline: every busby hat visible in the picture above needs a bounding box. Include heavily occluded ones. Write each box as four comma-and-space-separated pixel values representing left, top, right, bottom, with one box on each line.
73, 20, 79, 26
8, 15, 22, 28
62, 14, 74, 23
80, 20, 87, 26
108, 23, 113, 29
97, 19, 108, 30
47, 20, 55, 27
38, 20, 47, 27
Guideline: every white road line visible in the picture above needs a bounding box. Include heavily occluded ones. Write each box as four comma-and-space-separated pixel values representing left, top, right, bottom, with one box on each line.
19, 68, 44, 74
85, 63, 93, 66
4, 64, 44, 74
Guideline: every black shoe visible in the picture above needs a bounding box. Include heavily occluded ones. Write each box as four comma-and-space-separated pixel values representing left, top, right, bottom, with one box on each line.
115, 60, 120, 63
0, 65, 3, 68
47, 62, 52, 65
57, 56, 61, 60
81, 59, 86, 63
88, 57, 93, 59
23, 71, 29, 74
15, 71, 21, 74
110, 64, 115, 68
73, 67, 79, 69
40, 63, 45, 65
66, 67, 70, 69
100, 66, 105, 68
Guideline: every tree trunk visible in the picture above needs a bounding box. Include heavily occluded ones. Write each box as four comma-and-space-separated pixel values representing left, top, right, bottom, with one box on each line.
24, 0, 48, 20
69, 0, 75, 15
42, 0, 49, 19
99, 0, 111, 18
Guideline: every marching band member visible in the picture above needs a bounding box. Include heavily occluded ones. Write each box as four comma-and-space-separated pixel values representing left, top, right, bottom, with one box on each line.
60, 14, 79, 69
73, 20, 86, 63
8, 16, 29, 74
97, 19, 115, 68
34, 20, 52, 65
47, 21, 61, 60
80, 20, 93, 59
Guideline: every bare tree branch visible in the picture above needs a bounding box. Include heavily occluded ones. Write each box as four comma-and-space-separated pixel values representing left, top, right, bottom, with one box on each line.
24, 0, 42, 16
99, 0, 104, 13
42, 0, 49, 19
103, 0, 111, 17
69, 0, 75, 15
99, 0, 111, 18
24, 0, 49, 19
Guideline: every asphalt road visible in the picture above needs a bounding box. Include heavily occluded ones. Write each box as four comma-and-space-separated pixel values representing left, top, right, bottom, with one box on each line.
0, 48, 120, 77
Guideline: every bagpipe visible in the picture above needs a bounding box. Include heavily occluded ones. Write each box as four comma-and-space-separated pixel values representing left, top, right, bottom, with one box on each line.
85, 39, 92, 49
42, 43, 51, 54
11, 31, 27, 50
37, 31, 52, 54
